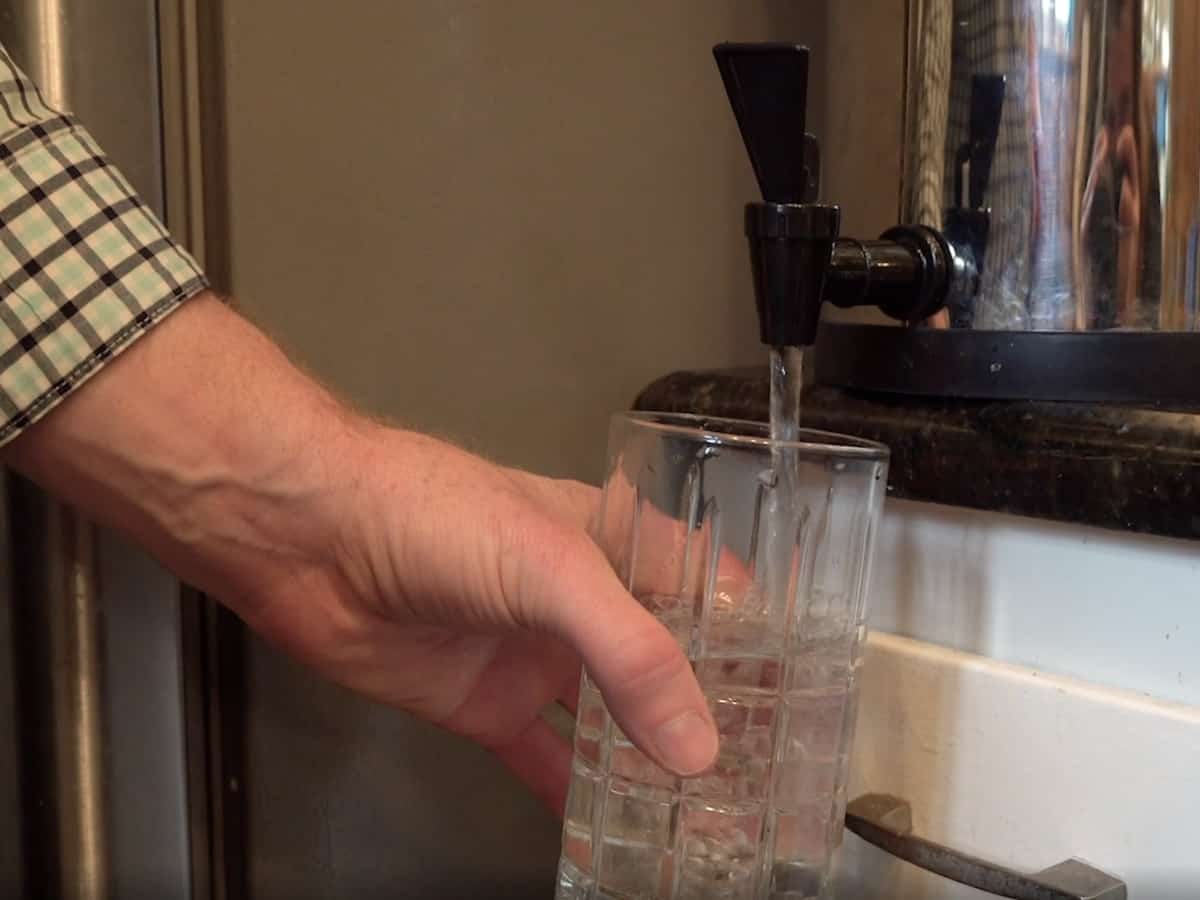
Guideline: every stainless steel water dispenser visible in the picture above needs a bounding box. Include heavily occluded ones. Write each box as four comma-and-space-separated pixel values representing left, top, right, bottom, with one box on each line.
806, 0, 1200, 405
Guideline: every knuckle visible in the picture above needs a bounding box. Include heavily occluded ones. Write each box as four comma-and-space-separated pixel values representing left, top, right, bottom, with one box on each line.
494, 506, 584, 629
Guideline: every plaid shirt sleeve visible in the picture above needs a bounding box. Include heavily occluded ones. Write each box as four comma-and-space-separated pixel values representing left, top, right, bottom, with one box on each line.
0, 44, 208, 446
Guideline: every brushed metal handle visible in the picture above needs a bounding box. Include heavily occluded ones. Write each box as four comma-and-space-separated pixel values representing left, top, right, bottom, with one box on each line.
845, 794, 1127, 900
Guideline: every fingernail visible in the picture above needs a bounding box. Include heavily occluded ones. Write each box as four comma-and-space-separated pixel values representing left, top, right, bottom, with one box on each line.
654, 711, 718, 776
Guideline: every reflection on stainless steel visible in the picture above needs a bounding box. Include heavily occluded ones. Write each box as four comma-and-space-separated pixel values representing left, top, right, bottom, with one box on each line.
904, 0, 1200, 331
0, 0, 166, 209
13, 0, 66, 104
8, 475, 110, 900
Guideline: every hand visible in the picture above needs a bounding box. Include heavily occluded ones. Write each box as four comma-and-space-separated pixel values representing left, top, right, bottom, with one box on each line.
3, 293, 719, 814
251, 427, 721, 813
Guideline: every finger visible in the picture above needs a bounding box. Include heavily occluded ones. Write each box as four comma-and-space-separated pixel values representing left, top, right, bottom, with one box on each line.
518, 468, 754, 639
1116, 125, 1138, 176
1119, 177, 1139, 228
1115, 133, 1140, 223
588, 478, 751, 600
573, 599, 717, 777
442, 634, 577, 742
558, 667, 582, 716
492, 716, 574, 817
518, 529, 717, 777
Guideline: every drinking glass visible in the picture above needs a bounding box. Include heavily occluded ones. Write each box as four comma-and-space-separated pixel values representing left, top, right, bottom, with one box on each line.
555, 412, 889, 900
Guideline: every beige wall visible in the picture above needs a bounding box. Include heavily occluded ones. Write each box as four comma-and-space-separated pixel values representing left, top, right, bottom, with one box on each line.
219, 0, 828, 484
822, 0, 906, 236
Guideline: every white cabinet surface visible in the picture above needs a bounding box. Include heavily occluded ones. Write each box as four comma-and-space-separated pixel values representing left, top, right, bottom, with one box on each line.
842, 500, 1200, 899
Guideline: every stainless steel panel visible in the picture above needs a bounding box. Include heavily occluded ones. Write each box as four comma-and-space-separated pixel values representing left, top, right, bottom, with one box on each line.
96, 527, 193, 899
0, 2, 193, 897
0, 0, 164, 208
8, 475, 109, 900
245, 640, 561, 899
903, 0, 1200, 331
0, 479, 24, 895
7, 484, 194, 900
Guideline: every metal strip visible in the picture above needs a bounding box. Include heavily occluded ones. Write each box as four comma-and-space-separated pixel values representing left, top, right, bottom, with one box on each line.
1, 3, 195, 897
158, 0, 232, 291
158, 2, 245, 897
8, 473, 109, 900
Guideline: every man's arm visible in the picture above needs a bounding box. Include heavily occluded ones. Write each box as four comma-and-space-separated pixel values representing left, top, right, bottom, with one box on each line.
3, 292, 718, 808
0, 41, 715, 806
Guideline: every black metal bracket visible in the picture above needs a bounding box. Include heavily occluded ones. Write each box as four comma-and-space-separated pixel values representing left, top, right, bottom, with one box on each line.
846, 794, 1127, 900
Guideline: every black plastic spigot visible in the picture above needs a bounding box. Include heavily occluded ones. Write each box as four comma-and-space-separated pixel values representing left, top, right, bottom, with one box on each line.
714, 43, 840, 346
715, 42, 960, 347
744, 202, 839, 347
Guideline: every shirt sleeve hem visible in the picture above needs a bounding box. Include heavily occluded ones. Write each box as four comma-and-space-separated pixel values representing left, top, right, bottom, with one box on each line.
0, 275, 209, 446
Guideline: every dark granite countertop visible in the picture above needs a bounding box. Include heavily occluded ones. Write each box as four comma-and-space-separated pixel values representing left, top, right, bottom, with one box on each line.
634, 369, 1200, 543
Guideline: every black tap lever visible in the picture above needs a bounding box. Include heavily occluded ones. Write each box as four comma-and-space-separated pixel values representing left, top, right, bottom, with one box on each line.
713, 42, 821, 204
714, 42, 839, 346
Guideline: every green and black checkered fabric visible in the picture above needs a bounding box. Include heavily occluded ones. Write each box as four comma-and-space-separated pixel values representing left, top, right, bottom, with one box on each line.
0, 44, 208, 445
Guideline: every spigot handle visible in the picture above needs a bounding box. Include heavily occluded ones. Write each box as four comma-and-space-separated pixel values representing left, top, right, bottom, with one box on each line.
713, 43, 820, 203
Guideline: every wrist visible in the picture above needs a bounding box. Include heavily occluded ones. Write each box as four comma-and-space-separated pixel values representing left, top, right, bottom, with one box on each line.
153, 357, 380, 619
2, 293, 369, 614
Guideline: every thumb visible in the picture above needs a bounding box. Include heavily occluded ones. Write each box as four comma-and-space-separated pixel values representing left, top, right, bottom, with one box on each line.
517, 527, 718, 777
